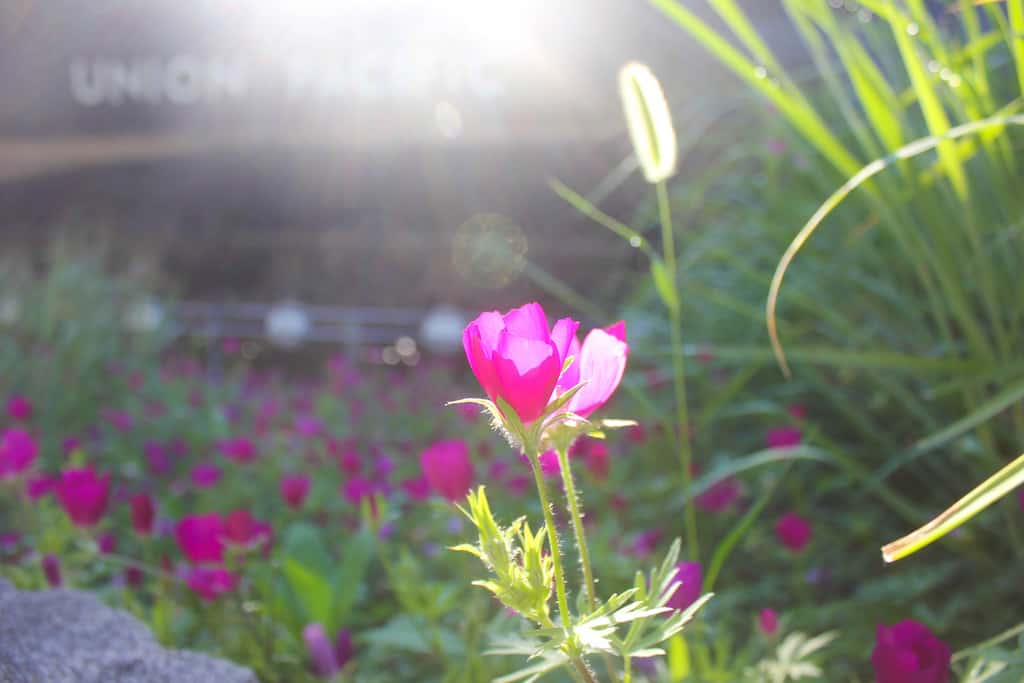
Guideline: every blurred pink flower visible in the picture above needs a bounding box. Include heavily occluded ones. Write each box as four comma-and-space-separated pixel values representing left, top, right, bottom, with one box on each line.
294, 415, 323, 438
55, 467, 111, 527
218, 436, 257, 463
872, 620, 950, 683
539, 449, 562, 477
280, 474, 311, 509
0, 429, 38, 479
695, 477, 740, 513
7, 395, 32, 421
304, 623, 340, 677
456, 403, 479, 423
61, 437, 81, 457
766, 426, 802, 449
421, 440, 474, 502
176, 514, 225, 564
342, 477, 376, 505
400, 475, 431, 502
186, 566, 237, 601
190, 463, 222, 489
98, 532, 117, 554
505, 475, 531, 497
629, 529, 662, 558
104, 410, 134, 432
759, 608, 779, 636
144, 441, 170, 476
775, 512, 812, 552
577, 440, 609, 480
665, 561, 702, 611
131, 493, 155, 535
42, 554, 61, 587
626, 423, 648, 444
25, 474, 55, 501
224, 509, 273, 552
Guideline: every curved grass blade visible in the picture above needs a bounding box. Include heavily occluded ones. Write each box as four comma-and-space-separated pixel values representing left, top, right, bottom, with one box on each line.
882, 451, 1024, 563
767, 113, 1024, 377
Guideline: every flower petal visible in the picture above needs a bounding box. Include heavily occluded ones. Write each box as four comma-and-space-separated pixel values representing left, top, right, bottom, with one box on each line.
493, 333, 561, 423
502, 302, 550, 341
568, 327, 628, 417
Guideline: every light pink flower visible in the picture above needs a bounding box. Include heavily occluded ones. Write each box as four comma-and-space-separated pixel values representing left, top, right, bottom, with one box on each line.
557, 321, 629, 418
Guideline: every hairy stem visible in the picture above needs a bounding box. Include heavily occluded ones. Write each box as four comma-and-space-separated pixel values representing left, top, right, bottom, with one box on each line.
527, 448, 572, 635
556, 446, 597, 608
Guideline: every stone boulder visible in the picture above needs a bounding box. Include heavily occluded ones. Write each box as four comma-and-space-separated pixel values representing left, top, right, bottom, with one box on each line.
0, 578, 258, 683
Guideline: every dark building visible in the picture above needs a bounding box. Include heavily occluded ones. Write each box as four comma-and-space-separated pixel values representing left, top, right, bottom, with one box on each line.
0, 0, 803, 309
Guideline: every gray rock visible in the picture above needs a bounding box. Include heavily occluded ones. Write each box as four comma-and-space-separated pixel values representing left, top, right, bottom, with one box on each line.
0, 578, 258, 683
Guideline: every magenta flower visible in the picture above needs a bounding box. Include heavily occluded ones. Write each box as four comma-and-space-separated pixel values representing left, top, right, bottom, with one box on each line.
0, 428, 38, 479
55, 468, 111, 527
304, 623, 352, 678
25, 474, 56, 501
42, 554, 62, 587
767, 426, 802, 449
104, 410, 134, 432
665, 561, 702, 611
579, 440, 610, 480
175, 513, 225, 564
342, 477, 376, 505
462, 303, 579, 423
421, 440, 474, 502
556, 321, 629, 417
7, 395, 33, 421
400, 475, 432, 502
759, 608, 779, 636
224, 509, 273, 552
872, 620, 950, 683
131, 493, 155, 535
280, 474, 311, 509
190, 463, 222, 489
695, 477, 740, 513
98, 532, 117, 554
144, 441, 171, 475
775, 512, 812, 552
62, 437, 81, 457
186, 566, 237, 602
538, 449, 562, 477
218, 436, 257, 463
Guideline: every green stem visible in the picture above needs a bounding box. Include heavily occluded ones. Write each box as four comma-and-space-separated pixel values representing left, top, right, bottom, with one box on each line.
527, 449, 572, 635
556, 447, 597, 609
557, 446, 617, 683
657, 180, 700, 560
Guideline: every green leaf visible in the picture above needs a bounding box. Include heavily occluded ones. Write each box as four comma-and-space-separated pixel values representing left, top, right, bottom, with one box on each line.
882, 451, 1024, 563
332, 531, 374, 629
651, 257, 680, 313
282, 556, 333, 628
667, 634, 689, 682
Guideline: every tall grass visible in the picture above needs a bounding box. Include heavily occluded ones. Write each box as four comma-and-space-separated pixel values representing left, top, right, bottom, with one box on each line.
544, 1, 1024, 676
